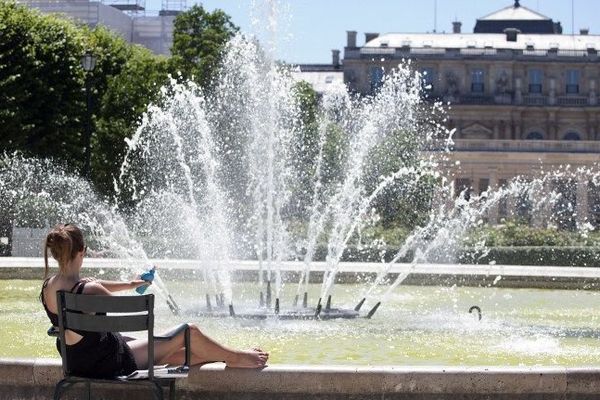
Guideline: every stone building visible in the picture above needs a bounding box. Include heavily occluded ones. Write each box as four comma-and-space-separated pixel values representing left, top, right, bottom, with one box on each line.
292, 50, 344, 95
17, 0, 180, 55
343, 1, 600, 227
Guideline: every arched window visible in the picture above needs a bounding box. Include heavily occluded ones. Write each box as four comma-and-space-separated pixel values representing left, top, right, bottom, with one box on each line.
563, 131, 581, 141
526, 131, 544, 140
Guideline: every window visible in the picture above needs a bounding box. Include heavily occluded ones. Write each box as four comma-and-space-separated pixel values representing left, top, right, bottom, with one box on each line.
566, 69, 580, 94
528, 69, 543, 93
526, 131, 544, 140
471, 68, 484, 93
563, 131, 581, 141
369, 67, 384, 92
420, 67, 435, 93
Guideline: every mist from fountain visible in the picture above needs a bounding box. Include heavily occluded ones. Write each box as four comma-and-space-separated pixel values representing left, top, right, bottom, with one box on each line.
361, 165, 600, 309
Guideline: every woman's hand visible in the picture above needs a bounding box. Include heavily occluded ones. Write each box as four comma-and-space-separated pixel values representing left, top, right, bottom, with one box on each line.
80, 277, 97, 283
131, 279, 152, 289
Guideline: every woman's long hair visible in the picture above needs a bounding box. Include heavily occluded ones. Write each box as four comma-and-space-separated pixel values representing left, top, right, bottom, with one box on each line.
43, 224, 85, 278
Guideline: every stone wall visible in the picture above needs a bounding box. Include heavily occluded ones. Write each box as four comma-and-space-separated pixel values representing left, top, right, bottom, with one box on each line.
2, 358, 600, 400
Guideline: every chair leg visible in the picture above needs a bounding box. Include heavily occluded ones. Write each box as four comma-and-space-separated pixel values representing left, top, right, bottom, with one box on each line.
53, 379, 72, 400
169, 380, 176, 400
151, 381, 164, 400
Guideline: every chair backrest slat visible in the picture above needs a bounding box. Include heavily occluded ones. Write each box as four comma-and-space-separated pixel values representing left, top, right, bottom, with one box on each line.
63, 311, 149, 332
62, 292, 150, 313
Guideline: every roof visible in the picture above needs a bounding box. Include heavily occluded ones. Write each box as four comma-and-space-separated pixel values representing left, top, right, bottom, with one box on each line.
478, 4, 550, 21
292, 69, 344, 94
364, 33, 600, 51
474, 2, 558, 34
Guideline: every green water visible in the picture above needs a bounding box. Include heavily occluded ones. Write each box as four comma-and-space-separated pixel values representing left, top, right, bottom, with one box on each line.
3, 279, 600, 366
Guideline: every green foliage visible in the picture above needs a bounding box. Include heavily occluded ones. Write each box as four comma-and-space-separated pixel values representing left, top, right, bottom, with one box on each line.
459, 246, 600, 267
465, 219, 600, 247
288, 81, 320, 219
0, 2, 170, 197
170, 4, 238, 87
460, 220, 600, 266
0, 1, 86, 166
93, 37, 170, 196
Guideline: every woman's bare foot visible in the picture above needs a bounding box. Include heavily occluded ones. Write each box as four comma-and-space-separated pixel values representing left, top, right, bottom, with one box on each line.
226, 348, 269, 368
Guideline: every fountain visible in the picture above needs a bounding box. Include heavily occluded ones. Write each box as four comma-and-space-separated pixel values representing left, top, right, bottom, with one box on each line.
2, 0, 600, 326
2, 26, 600, 322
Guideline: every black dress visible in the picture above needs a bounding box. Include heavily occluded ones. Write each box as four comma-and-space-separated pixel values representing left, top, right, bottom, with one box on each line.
41, 278, 138, 378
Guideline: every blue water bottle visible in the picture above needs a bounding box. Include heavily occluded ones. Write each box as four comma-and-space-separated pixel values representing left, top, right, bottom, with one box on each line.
136, 265, 155, 294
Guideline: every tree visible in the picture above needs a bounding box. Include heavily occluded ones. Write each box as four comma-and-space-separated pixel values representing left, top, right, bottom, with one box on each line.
0, 1, 86, 166
90, 29, 170, 197
170, 4, 238, 87
0, 2, 170, 198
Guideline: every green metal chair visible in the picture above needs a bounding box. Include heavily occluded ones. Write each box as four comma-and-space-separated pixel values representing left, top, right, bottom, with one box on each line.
50, 291, 190, 400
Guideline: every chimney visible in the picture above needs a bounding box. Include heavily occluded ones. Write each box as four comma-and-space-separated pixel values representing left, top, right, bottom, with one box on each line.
332, 49, 340, 67
452, 21, 462, 34
580, 28, 590, 35
504, 28, 520, 42
553, 22, 563, 34
346, 31, 357, 48
365, 32, 379, 43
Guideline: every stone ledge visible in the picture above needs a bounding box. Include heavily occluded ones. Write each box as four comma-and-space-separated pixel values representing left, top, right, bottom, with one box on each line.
2, 358, 600, 400
4, 259, 600, 290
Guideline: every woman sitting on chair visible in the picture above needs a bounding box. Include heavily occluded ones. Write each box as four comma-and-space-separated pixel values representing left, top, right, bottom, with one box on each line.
40, 223, 268, 378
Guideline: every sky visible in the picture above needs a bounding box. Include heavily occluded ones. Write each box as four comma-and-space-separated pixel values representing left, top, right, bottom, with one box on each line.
155, 0, 600, 64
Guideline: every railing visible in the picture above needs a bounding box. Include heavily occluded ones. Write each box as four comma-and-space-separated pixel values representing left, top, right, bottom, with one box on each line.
522, 95, 549, 106
445, 94, 595, 107
359, 47, 395, 55
450, 139, 600, 153
459, 48, 498, 56
348, 47, 599, 60
557, 96, 588, 106
459, 95, 495, 105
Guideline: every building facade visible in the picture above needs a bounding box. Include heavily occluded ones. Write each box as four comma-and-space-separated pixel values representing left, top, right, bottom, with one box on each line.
343, 1, 600, 227
18, 0, 178, 55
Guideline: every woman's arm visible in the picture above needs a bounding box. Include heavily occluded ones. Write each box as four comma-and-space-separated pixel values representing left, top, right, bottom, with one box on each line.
93, 279, 149, 293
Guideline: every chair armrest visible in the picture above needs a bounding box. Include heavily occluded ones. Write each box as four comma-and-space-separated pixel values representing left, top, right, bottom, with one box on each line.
153, 323, 191, 368
153, 323, 189, 340
47, 326, 59, 337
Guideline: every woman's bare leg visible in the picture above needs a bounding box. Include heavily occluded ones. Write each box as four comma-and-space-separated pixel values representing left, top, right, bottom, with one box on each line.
128, 323, 268, 369
160, 346, 267, 367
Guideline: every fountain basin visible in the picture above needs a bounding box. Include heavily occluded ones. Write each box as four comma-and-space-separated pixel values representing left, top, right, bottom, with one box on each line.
4, 258, 600, 289
4, 260, 600, 366
1, 358, 600, 400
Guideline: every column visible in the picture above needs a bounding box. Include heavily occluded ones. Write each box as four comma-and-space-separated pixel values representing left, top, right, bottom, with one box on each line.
504, 122, 512, 140
549, 78, 556, 106
514, 123, 521, 140
493, 122, 500, 140
546, 110, 557, 140
514, 77, 522, 104
589, 79, 597, 106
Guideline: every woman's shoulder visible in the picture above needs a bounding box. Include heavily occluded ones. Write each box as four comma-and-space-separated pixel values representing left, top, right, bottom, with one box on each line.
41, 275, 56, 290
81, 281, 112, 295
